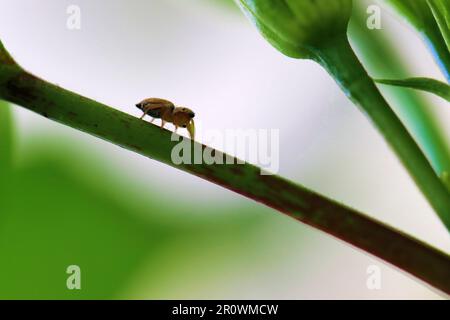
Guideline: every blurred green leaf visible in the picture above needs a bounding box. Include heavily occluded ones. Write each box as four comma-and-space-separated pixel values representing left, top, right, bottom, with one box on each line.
0, 100, 13, 171
383, 0, 434, 29
375, 77, 450, 101
382, 0, 450, 80
0, 139, 267, 299
427, 0, 450, 53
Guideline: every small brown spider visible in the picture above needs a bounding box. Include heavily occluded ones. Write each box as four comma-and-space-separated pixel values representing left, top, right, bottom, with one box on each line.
136, 98, 195, 139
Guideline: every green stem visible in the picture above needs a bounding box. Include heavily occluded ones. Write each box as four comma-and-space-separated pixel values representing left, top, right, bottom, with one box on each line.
350, 5, 450, 179
312, 36, 450, 231
0, 62, 449, 294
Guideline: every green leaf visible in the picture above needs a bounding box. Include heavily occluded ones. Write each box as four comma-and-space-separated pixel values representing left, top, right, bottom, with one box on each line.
0, 140, 264, 298
0, 100, 14, 171
375, 77, 450, 101
382, 0, 450, 81
383, 0, 433, 30
427, 0, 450, 53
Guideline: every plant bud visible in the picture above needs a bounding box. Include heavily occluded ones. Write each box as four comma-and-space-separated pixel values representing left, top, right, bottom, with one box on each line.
237, 0, 353, 58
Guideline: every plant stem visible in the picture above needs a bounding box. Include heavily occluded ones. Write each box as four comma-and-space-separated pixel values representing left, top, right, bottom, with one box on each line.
0, 44, 450, 294
312, 36, 450, 232
350, 4, 450, 179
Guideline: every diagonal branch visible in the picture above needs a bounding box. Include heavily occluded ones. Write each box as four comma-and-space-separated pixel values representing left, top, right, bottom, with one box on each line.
0, 41, 449, 295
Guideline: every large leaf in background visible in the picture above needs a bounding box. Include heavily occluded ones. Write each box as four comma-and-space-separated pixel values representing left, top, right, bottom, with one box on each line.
349, 1, 450, 177
375, 77, 450, 102
0, 100, 13, 171
0, 160, 157, 299
427, 0, 450, 53
0, 135, 268, 299
381, 0, 450, 81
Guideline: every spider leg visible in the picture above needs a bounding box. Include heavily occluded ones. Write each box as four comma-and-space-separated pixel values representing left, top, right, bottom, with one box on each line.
140, 109, 149, 120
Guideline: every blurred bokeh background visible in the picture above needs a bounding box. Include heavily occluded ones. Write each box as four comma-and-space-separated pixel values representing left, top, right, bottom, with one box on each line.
0, 0, 449, 299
